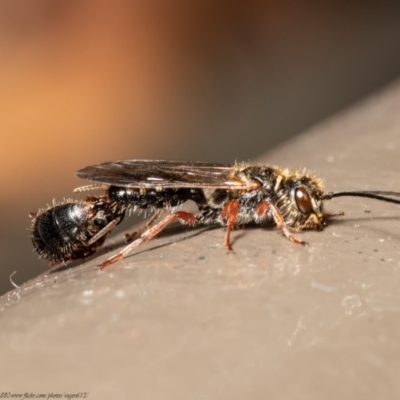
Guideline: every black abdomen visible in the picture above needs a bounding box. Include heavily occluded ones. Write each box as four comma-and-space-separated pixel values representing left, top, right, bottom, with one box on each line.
31, 202, 107, 263
107, 186, 207, 209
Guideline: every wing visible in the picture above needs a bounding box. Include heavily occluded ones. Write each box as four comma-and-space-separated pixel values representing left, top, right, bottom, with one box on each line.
76, 160, 253, 189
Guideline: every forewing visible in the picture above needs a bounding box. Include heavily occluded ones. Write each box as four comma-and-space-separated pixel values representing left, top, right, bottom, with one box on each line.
76, 160, 248, 189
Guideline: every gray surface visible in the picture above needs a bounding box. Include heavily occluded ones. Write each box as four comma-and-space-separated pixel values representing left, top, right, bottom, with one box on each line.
1, 82, 400, 398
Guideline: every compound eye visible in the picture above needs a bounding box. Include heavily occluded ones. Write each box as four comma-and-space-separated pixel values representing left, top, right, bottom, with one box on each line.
295, 187, 313, 214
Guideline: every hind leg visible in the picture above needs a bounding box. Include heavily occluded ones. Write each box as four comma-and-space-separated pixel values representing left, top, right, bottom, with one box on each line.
99, 211, 196, 269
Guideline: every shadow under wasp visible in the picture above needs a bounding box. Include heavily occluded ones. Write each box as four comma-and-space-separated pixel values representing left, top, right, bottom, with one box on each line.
30, 160, 400, 269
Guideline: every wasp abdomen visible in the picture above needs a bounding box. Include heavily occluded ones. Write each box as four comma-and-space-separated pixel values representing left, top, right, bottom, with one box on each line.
107, 186, 207, 209
31, 202, 106, 264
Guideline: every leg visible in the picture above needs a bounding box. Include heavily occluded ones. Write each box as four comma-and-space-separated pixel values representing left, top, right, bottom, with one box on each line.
125, 209, 164, 242
98, 211, 196, 269
220, 199, 239, 251
260, 200, 307, 246
87, 218, 120, 245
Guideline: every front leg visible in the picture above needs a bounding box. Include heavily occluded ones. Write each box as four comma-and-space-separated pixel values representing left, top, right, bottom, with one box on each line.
257, 200, 307, 245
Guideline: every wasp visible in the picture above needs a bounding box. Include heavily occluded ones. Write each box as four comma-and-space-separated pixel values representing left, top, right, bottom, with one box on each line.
30, 160, 400, 269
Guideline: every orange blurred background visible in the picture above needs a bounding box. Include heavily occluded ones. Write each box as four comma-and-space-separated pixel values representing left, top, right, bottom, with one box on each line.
1, 0, 400, 294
